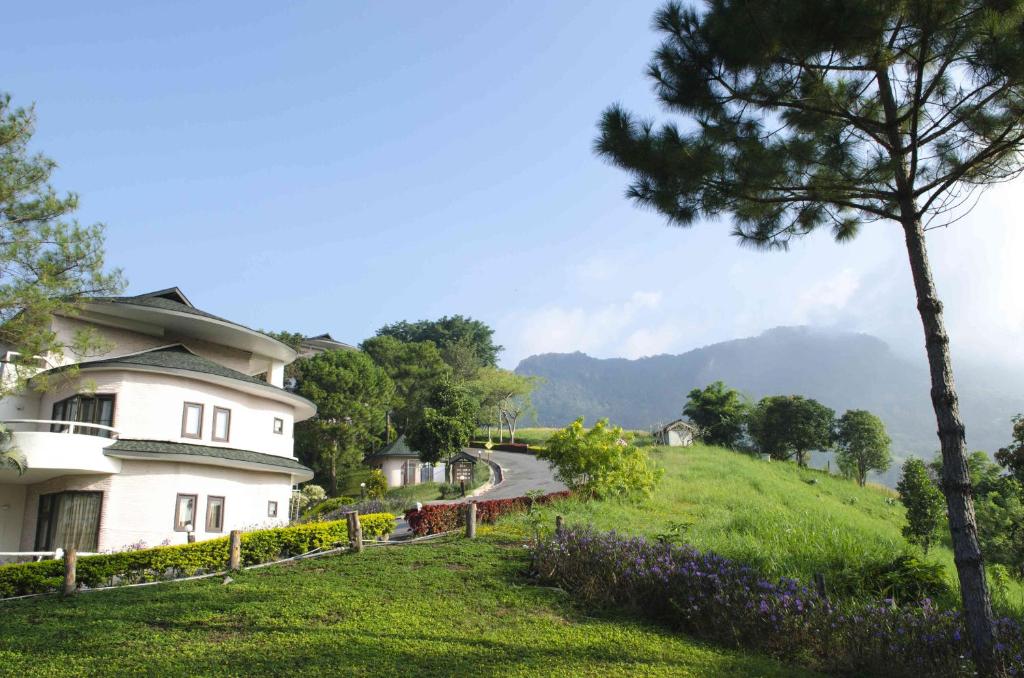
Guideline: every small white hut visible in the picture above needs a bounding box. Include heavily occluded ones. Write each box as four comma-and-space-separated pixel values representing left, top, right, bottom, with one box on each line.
654, 419, 697, 447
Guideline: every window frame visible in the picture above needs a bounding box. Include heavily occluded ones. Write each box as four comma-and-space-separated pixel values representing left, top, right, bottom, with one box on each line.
34, 490, 104, 552
212, 407, 231, 442
51, 394, 116, 438
181, 402, 204, 439
267, 500, 278, 518
205, 495, 225, 533
173, 493, 199, 532
273, 417, 284, 435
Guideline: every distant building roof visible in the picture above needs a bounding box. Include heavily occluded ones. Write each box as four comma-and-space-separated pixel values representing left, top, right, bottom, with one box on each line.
75, 344, 272, 387
106, 438, 312, 475
300, 333, 358, 355
658, 419, 698, 433
365, 435, 420, 459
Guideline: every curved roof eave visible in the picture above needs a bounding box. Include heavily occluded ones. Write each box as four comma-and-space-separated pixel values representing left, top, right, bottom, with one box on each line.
79, 300, 298, 363
78, 363, 317, 421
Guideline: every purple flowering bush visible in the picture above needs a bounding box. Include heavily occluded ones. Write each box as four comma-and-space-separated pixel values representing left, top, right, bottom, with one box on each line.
530, 528, 1024, 676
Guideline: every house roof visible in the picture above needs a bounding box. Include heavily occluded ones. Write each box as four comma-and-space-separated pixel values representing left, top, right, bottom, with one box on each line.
365, 435, 419, 459
301, 333, 358, 352
659, 419, 697, 433
104, 288, 235, 324
106, 438, 312, 474
77, 344, 272, 387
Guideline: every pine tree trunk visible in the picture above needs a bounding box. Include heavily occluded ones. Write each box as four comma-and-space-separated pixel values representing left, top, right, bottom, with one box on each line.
902, 216, 999, 674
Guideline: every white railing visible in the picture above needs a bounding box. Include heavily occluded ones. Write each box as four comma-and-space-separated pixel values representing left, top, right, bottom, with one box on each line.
0, 550, 99, 558
1, 419, 120, 438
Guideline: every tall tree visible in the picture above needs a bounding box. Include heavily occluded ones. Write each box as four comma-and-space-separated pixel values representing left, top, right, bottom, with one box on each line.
360, 335, 452, 435
407, 379, 476, 479
0, 93, 123, 389
595, 2, 1024, 665
293, 350, 394, 496
466, 367, 537, 441
682, 381, 748, 448
898, 458, 947, 555
995, 414, 1024, 486
748, 395, 834, 467
834, 409, 892, 486
375, 315, 502, 376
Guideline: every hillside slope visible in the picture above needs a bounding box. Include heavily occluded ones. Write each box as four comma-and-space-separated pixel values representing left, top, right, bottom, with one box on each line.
516, 326, 1024, 481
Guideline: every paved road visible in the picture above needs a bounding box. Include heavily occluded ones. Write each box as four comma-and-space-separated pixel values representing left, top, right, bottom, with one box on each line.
473, 449, 565, 499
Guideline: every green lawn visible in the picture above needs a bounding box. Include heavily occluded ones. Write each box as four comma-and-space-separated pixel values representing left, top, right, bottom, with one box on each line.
495, 443, 1024, 614
0, 536, 813, 677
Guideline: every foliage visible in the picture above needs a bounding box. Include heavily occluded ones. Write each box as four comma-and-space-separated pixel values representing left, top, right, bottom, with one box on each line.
748, 396, 835, 467
0, 515, 396, 598
465, 367, 537, 442
530, 528, 1023, 676
290, 483, 327, 518
374, 314, 503, 375
403, 490, 571, 536
0, 423, 26, 474
834, 409, 892, 486
300, 496, 356, 521
360, 335, 452, 434
0, 539, 807, 677
682, 381, 748, 448
365, 469, 387, 498
898, 459, 946, 555
293, 350, 394, 495
856, 555, 952, 604
536, 418, 662, 500
996, 414, 1024, 486
0, 93, 124, 395
407, 379, 476, 467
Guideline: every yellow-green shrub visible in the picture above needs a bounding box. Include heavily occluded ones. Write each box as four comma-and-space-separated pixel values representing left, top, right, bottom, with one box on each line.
0, 513, 395, 598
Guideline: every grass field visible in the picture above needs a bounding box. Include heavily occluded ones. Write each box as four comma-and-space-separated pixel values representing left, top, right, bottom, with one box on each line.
0, 536, 813, 677
496, 443, 1024, 614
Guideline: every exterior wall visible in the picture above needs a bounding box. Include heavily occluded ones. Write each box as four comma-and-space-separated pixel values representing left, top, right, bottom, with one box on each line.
0, 485, 26, 552
19, 461, 291, 552
38, 371, 296, 458
378, 457, 420, 488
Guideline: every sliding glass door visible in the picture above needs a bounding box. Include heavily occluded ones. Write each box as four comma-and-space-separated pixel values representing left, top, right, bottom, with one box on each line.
34, 491, 103, 552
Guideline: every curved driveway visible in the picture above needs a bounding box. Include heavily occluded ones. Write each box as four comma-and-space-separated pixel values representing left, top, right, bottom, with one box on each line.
473, 449, 565, 499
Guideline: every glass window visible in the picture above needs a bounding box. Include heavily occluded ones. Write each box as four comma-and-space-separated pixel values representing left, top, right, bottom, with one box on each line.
273, 417, 284, 435
174, 493, 198, 532
212, 407, 231, 442
206, 496, 225, 532
181, 402, 203, 439
50, 395, 116, 438
34, 491, 103, 552
267, 501, 278, 518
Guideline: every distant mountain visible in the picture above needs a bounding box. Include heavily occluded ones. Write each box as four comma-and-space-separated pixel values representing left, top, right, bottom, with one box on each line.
515, 326, 1024, 485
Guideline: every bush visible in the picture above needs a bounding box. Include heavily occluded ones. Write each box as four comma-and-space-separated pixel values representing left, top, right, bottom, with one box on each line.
439, 483, 461, 499
536, 418, 662, 500
471, 441, 532, 453
301, 496, 356, 520
831, 555, 951, 604
316, 497, 412, 523
531, 527, 1023, 676
0, 513, 396, 598
366, 469, 387, 498
404, 490, 570, 536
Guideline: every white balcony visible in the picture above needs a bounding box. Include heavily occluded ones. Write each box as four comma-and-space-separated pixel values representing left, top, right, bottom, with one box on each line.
0, 420, 122, 483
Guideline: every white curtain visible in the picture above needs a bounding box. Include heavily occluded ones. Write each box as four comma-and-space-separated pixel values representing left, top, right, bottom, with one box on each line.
51, 493, 102, 552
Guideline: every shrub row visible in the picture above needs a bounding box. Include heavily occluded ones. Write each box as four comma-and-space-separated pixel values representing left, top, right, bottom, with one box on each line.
300, 496, 356, 521
470, 441, 533, 454
404, 491, 570, 536
0, 513, 396, 599
531, 527, 1023, 677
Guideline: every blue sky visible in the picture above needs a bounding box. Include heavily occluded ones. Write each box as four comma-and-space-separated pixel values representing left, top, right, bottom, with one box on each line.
4, 2, 1023, 369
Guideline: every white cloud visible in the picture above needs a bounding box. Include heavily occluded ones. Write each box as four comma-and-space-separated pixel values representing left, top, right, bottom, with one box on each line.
792, 268, 861, 324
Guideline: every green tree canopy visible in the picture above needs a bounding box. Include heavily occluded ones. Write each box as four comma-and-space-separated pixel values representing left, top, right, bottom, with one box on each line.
682, 381, 748, 448
834, 409, 892, 486
995, 414, 1024, 486
293, 350, 394, 496
375, 315, 502, 378
406, 379, 476, 470
466, 367, 537, 443
898, 458, 946, 555
360, 335, 452, 435
0, 93, 123, 387
748, 395, 834, 467
595, 1, 1024, 662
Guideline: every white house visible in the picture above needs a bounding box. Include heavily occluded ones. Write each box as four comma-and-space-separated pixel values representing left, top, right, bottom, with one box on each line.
0, 287, 315, 558
654, 419, 697, 447
364, 435, 444, 488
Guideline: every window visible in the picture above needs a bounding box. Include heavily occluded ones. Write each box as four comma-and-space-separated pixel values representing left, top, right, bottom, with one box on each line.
273, 417, 284, 435
212, 407, 231, 442
181, 402, 204, 439
34, 491, 103, 552
205, 496, 225, 532
51, 394, 115, 438
267, 501, 278, 518
174, 493, 198, 531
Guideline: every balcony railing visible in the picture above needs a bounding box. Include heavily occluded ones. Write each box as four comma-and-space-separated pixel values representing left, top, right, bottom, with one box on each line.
1, 419, 120, 438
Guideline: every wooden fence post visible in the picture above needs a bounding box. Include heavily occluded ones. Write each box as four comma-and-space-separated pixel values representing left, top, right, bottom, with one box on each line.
345, 511, 363, 553
229, 530, 241, 571
555, 515, 564, 537
813, 572, 827, 598
465, 502, 477, 539
62, 548, 77, 597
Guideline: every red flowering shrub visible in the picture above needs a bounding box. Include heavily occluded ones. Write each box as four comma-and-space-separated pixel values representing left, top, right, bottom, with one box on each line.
404, 490, 571, 536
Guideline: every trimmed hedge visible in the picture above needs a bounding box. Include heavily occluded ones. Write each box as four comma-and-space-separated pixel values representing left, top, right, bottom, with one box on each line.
301, 496, 356, 521
470, 441, 533, 454
0, 513, 396, 599
404, 491, 570, 536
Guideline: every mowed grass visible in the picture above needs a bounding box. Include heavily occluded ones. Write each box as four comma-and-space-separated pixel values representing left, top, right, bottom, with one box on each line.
494, 443, 1024, 615
0, 536, 814, 678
